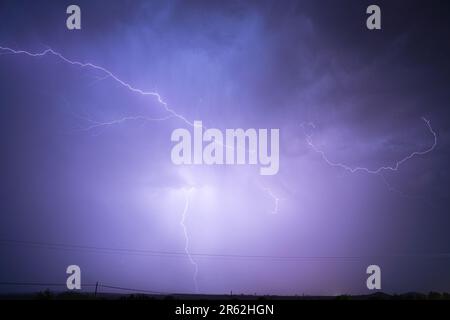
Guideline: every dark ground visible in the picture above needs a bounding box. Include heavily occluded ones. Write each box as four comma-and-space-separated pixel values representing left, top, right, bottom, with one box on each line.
1, 290, 450, 300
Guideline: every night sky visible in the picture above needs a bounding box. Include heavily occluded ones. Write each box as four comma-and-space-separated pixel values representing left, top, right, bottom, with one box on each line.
0, 0, 450, 296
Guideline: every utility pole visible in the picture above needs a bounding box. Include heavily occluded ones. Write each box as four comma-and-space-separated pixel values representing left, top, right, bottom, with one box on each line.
94, 281, 99, 298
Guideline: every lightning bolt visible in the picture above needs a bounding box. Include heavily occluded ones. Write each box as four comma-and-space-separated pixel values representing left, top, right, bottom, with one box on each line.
304, 117, 437, 175
0, 45, 204, 291
0, 45, 255, 153
0, 44, 258, 293
0, 45, 260, 161
302, 117, 437, 198
180, 188, 199, 293
3, 44, 438, 291
0, 45, 193, 126
0, 45, 437, 177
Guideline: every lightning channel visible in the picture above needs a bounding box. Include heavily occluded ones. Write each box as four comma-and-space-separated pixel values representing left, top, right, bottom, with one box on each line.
0, 44, 262, 158
180, 188, 199, 293
0, 44, 259, 292
304, 117, 437, 174
0, 45, 194, 126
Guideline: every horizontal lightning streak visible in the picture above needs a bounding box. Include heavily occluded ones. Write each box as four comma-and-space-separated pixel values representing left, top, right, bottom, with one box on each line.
0, 46, 257, 155
305, 117, 437, 174
0, 45, 193, 126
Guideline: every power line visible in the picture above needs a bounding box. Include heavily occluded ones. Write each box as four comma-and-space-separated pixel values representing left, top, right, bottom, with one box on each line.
1, 239, 450, 261
0, 281, 176, 295
99, 284, 169, 295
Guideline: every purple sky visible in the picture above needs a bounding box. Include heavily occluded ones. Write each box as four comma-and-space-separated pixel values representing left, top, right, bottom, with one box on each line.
0, 0, 450, 296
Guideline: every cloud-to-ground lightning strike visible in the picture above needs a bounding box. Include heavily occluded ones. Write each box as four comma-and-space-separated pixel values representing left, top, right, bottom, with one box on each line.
1, 44, 438, 290
303, 117, 437, 174
180, 189, 199, 293
0, 44, 276, 287
0, 44, 206, 288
